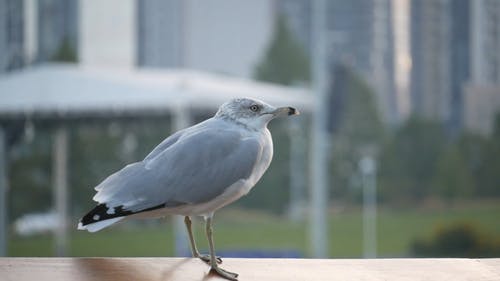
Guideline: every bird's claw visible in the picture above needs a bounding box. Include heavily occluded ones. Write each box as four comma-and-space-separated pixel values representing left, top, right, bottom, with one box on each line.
198, 254, 223, 264
210, 266, 239, 281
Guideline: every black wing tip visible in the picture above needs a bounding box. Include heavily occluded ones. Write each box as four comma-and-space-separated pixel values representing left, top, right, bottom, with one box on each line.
79, 203, 167, 226
79, 204, 132, 226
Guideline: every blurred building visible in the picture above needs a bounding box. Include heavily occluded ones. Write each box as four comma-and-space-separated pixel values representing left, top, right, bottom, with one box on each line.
392, 0, 412, 121
0, 0, 78, 74
279, 0, 398, 126
409, 0, 451, 124
137, 0, 183, 67
0, 0, 24, 73
79, 0, 137, 68
409, 0, 500, 135
333, 0, 396, 127
410, 0, 474, 134
448, 0, 471, 134
139, 0, 275, 77
464, 0, 500, 135
276, 0, 312, 56
470, 0, 500, 84
81, 0, 274, 77
464, 84, 500, 135
35, 0, 78, 62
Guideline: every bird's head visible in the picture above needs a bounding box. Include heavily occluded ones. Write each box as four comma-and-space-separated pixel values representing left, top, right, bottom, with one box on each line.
215, 98, 299, 130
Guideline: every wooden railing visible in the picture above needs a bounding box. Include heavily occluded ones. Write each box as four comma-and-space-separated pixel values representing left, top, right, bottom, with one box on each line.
0, 257, 499, 281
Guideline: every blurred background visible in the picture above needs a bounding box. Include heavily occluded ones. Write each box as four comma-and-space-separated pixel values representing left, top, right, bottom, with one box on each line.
0, 0, 499, 259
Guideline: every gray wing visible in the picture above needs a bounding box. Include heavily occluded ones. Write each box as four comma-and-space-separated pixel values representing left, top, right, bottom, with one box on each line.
92, 126, 185, 205
93, 122, 262, 213
143, 129, 184, 162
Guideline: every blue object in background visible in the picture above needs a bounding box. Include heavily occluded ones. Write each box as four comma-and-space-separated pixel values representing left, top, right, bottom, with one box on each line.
218, 249, 302, 258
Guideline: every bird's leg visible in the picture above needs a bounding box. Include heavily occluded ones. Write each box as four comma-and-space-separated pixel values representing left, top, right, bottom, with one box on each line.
184, 216, 201, 257
205, 216, 238, 281
184, 216, 222, 264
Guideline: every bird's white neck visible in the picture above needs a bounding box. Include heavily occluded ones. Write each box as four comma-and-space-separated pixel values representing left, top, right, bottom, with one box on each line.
215, 114, 271, 132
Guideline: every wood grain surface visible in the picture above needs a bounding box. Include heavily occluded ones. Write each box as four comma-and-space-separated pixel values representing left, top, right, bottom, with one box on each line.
0, 258, 499, 281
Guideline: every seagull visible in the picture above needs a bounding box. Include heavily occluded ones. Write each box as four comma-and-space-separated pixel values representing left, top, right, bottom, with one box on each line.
78, 97, 299, 280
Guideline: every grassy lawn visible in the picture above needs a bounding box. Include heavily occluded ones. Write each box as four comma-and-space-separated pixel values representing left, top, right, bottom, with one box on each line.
8, 201, 500, 258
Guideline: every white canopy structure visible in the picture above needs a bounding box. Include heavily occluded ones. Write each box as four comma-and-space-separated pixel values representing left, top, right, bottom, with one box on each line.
0, 64, 312, 117
0, 64, 312, 256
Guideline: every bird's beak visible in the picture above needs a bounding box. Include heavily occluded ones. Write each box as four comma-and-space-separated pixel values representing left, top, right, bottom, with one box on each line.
270, 106, 300, 117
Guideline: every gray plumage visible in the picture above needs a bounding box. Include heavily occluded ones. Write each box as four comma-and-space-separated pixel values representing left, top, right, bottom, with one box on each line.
78, 97, 299, 280
92, 119, 262, 213
78, 98, 298, 232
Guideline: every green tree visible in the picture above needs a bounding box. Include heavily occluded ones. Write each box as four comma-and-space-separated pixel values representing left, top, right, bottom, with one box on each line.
329, 66, 385, 200
431, 144, 475, 201
378, 117, 446, 204
334, 67, 385, 145
254, 15, 310, 85
52, 37, 77, 62
455, 133, 488, 198
476, 113, 500, 197
9, 129, 53, 219
412, 222, 500, 257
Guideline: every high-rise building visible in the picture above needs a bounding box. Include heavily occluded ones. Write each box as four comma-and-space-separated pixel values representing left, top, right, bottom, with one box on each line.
410, 0, 499, 134
371, 0, 398, 126
36, 0, 78, 61
464, 84, 500, 135
464, 0, 500, 135
470, 0, 500, 84
276, 0, 312, 56
340, 0, 396, 127
279, 0, 398, 126
0, 0, 25, 73
80, 0, 274, 77
0, 0, 78, 73
79, 0, 137, 68
135, 0, 275, 77
392, 0, 412, 121
409, 0, 451, 123
137, 0, 183, 67
448, 0, 471, 133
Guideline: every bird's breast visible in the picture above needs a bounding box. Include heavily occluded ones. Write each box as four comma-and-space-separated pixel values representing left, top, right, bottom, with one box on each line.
247, 129, 273, 187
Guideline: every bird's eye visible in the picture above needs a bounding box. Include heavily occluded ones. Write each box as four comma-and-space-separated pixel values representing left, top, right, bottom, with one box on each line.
250, 105, 260, 112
